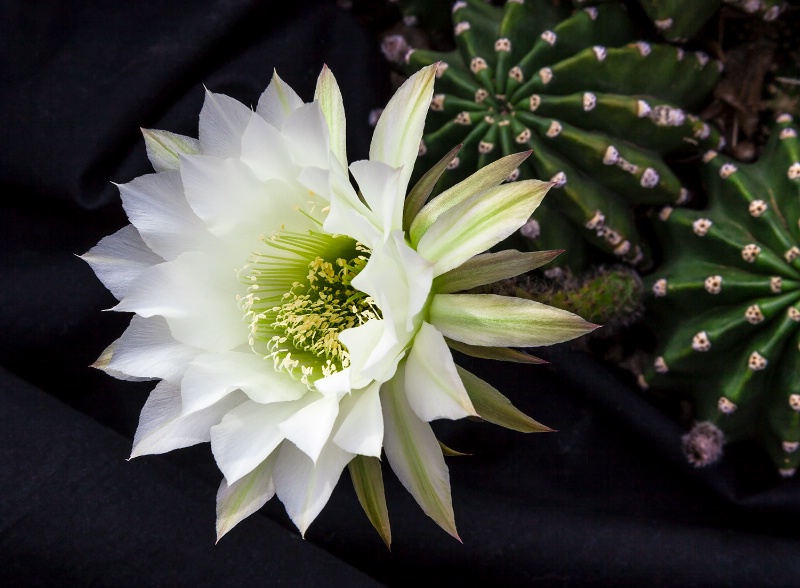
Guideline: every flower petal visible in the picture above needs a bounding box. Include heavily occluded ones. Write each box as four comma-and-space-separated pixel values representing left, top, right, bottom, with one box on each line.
273, 439, 353, 536
256, 70, 305, 129
314, 65, 348, 171
278, 394, 340, 463
409, 151, 532, 244
417, 180, 551, 276
239, 113, 296, 183
104, 315, 201, 384
348, 455, 391, 549
81, 224, 163, 300
131, 381, 245, 458
332, 382, 384, 457
433, 249, 563, 294
370, 64, 437, 196
381, 367, 459, 540
430, 293, 599, 347
403, 144, 462, 232
181, 351, 307, 415
198, 89, 253, 158
338, 319, 400, 386
142, 128, 200, 173
350, 159, 404, 235
180, 154, 301, 239
404, 322, 477, 422
210, 396, 313, 485
456, 365, 552, 433
281, 102, 331, 170
215, 453, 277, 542
114, 251, 245, 352
118, 171, 215, 261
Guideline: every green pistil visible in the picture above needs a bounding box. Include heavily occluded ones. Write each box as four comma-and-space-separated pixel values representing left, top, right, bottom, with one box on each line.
239, 231, 379, 386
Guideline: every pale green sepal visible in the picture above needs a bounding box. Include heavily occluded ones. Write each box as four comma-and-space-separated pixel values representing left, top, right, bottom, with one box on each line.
456, 365, 554, 433
142, 129, 200, 173
314, 65, 348, 171
433, 249, 563, 294
381, 367, 460, 541
417, 180, 551, 276
370, 64, 438, 197
439, 441, 471, 457
215, 453, 277, 543
348, 455, 392, 550
444, 338, 546, 365
403, 144, 462, 232
430, 293, 599, 347
409, 151, 532, 245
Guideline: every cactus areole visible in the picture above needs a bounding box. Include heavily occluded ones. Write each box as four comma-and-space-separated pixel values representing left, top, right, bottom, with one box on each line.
402, 0, 722, 271
644, 114, 800, 477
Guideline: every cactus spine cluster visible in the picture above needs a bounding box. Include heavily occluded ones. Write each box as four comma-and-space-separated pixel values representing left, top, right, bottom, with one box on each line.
403, 0, 722, 270
643, 114, 800, 476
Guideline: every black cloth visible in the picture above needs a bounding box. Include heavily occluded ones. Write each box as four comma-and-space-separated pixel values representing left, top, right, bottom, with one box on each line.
2, 1, 799, 586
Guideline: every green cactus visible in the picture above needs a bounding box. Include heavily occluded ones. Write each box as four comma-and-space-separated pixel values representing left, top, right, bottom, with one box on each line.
572, 0, 785, 42
643, 113, 800, 476
402, 0, 722, 271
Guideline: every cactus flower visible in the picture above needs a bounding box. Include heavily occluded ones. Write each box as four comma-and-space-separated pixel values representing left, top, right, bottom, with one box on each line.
83, 64, 596, 545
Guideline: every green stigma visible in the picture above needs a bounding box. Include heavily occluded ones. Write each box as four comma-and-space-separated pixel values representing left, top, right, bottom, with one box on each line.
239, 231, 380, 387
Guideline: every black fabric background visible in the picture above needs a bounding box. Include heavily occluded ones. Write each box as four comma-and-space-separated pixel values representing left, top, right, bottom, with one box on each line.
2, 1, 799, 586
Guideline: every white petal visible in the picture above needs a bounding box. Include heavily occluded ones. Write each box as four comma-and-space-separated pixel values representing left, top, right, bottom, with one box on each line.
114, 251, 246, 352
210, 396, 313, 485
273, 439, 353, 536
118, 171, 215, 261
304, 166, 381, 247
281, 102, 331, 169
349, 159, 404, 235
370, 64, 437, 196
381, 367, 458, 539
338, 318, 401, 385
404, 322, 477, 421
198, 89, 253, 158
81, 224, 163, 300
257, 71, 305, 129
181, 351, 307, 415
278, 394, 340, 463
239, 113, 297, 183
180, 154, 299, 239
314, 65, 348, 171
131, 380, 245, 458
106, 315, 201, 384
142, 128, 200, 173
332, 382, 384, 457
216, 453, 277, 541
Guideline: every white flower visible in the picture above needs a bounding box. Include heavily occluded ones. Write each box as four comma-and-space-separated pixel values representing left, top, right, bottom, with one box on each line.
83, 64, 596, 545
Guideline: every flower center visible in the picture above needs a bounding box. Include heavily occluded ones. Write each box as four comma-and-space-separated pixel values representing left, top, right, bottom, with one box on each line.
239, 231, 380, 387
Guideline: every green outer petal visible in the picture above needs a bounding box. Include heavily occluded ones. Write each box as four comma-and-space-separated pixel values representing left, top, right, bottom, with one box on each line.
370, 64, 438, 196
381, 367, 459, 540
417, 180, 551, 276
433, 249, 563, 294
445, 338, 546, 364
456, 365, 553, 433
403, 144, 462, 232
430, 293, 599, 347
215, 453, 277, 542
348, 455, 391, 549
141, 129, 199, 173
314, 65, 348, 171
409, 151, 532, 245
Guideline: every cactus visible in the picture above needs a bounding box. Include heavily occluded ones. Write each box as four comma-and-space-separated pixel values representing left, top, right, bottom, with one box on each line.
402, 0, 722, 271
643, 114, 800, 476
572, 0, 786, 42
